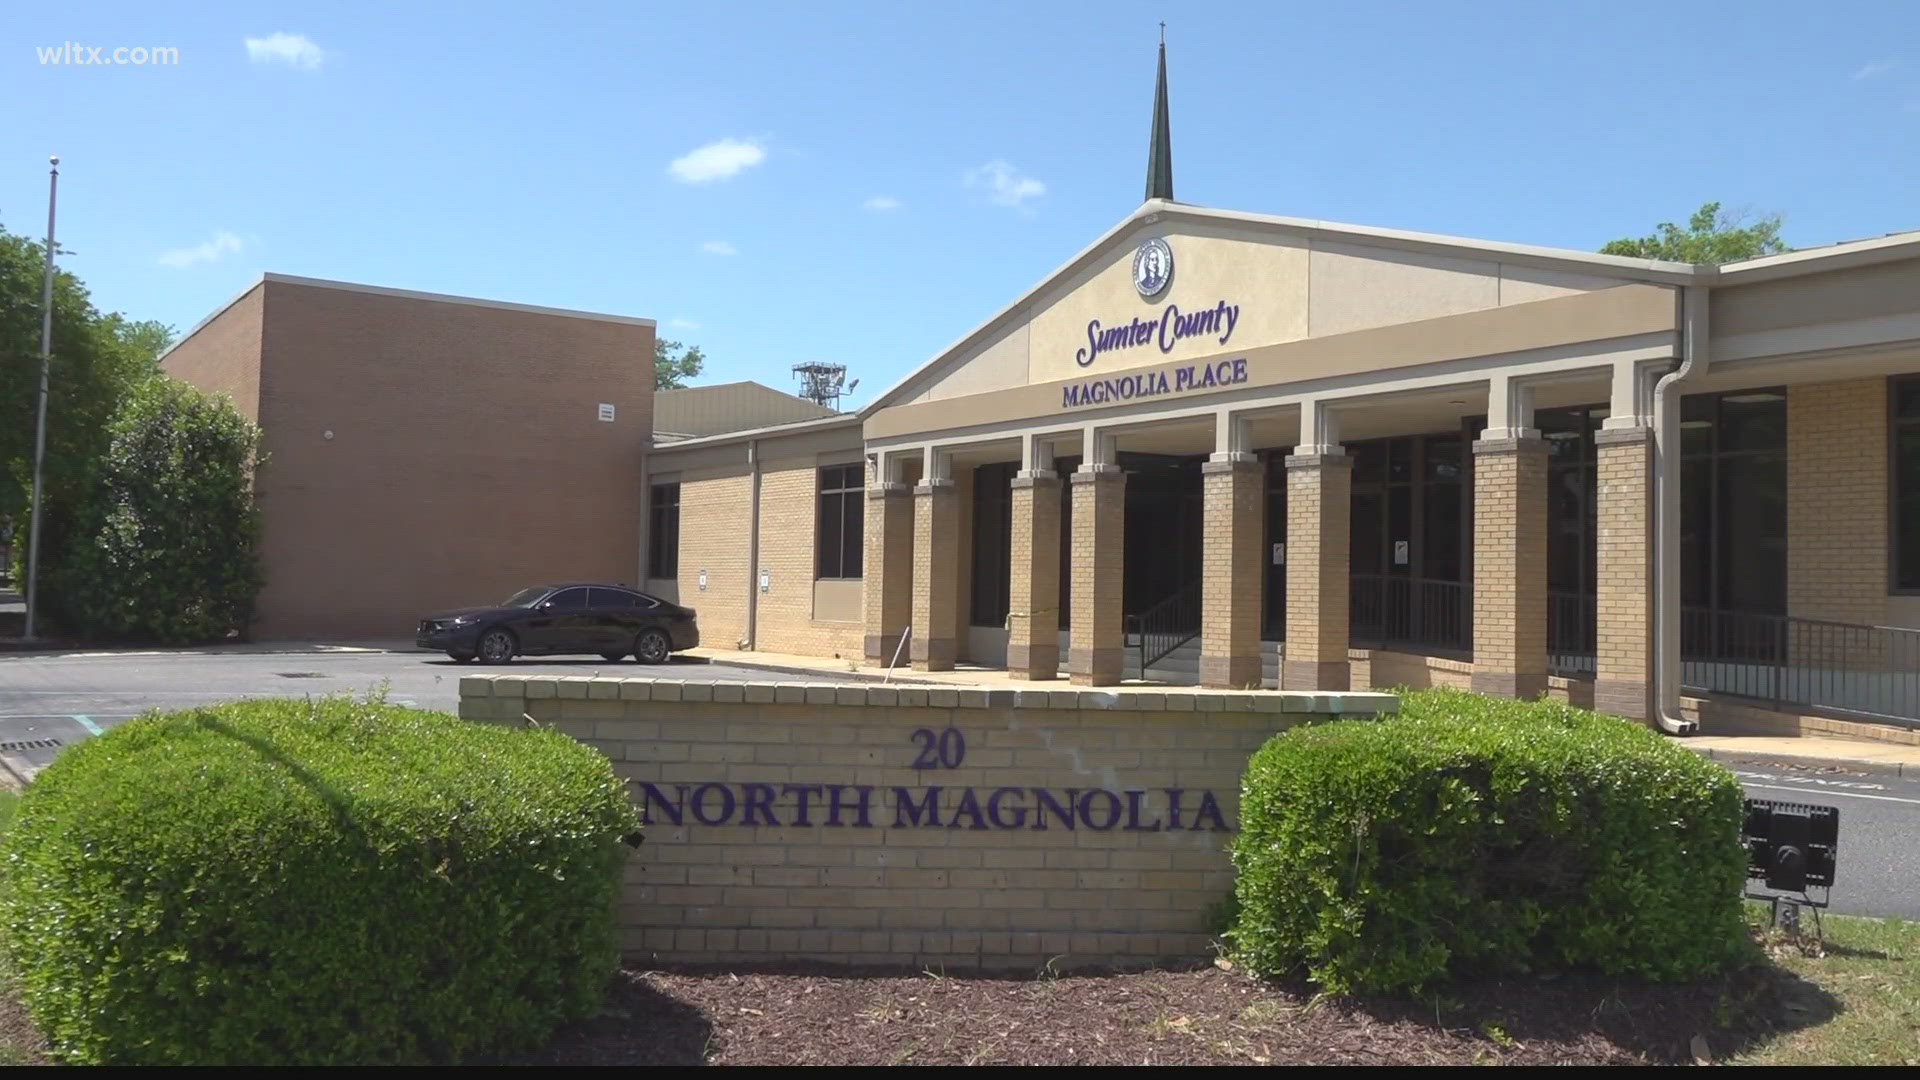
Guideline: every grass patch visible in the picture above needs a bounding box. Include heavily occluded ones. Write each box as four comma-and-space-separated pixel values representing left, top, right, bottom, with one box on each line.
1724, 908, 1920, 1065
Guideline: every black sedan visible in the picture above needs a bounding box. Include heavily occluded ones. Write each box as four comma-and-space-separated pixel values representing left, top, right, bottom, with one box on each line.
416, 583, 699, 664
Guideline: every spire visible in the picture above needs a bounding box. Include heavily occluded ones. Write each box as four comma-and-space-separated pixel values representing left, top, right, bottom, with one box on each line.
1144, 24, 1174, 202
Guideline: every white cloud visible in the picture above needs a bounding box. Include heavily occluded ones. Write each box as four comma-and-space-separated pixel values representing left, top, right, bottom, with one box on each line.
965, 160, 1045, 210
668, 317, 702, 330
862, 195, 903, 212
158, 230, 245, 269
699, 240, 737, 256
245, 32, 326, 70
668, 138, 767, 184
1853, 60, 1894, 81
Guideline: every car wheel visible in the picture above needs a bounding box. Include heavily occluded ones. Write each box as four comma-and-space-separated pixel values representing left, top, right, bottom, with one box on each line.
600, 651, 627, 663
477, 628, 517, 665
447, 651, 477, 663
634, 628, 671, 664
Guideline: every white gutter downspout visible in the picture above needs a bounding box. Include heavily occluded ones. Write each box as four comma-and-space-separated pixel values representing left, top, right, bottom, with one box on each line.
1649, 284, 1708, 735
744, 438, 762, 651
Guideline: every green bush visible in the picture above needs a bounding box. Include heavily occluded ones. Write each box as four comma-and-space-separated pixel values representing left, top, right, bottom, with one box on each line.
54, 376, 263, 644
0, 697, 641, 1065
1230, 688, 1748, 994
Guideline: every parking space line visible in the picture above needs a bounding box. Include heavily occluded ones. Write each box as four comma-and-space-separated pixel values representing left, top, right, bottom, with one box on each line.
1743, 782, 1920, 807
72, 715, 104, 736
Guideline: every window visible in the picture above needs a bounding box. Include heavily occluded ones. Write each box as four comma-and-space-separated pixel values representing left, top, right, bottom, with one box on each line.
648, 484, 679, 579
1895, 377, 1920, 591
970, 463, 1017, 627
547, 587, 590, 609
1678, 389, 1787, 615
816, 464, 865, 579
589, 587, 640, 610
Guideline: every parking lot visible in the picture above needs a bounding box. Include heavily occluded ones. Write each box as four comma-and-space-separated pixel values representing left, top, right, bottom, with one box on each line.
0, 644, 825, 762
2, 644, 1916, 921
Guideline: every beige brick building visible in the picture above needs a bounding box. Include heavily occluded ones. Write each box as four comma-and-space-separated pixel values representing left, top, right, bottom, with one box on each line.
162, 275, 655, 638
648, 205, 1920, 736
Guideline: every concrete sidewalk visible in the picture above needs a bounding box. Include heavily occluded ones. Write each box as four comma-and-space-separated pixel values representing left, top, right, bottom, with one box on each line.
685, 646, 1920, 775
1684, 735, 1920, 778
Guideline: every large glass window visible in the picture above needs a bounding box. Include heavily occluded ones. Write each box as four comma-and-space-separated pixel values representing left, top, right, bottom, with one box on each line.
1348, 432, 1468, 650
815, 464, 865, 579
970, 463, 1017, 627
1895, 377, 1920, 591
1679, 389, 1787, 614
647, 483, 679, 579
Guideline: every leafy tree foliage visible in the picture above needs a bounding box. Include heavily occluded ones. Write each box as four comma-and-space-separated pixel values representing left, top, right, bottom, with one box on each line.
654, 338, 705, 390
0, 223, 173, 608
1600, 201, 1788, 264
56, 378, 262, 643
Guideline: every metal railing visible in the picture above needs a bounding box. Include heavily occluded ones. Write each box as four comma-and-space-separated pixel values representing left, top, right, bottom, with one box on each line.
1548, 590, 1597, 676
1681, 607, 1920, 725
1350, 574, 1470, 653
1126, 580, 1202, 674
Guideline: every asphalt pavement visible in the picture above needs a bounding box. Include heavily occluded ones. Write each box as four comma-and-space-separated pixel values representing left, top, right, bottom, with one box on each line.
1, 645, 1914, 920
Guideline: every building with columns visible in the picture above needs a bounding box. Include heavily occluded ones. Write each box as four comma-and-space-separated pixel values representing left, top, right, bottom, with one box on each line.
645, 48, 1920, 735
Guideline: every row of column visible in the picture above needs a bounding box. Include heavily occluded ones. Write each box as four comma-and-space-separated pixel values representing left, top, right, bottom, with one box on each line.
862, 409, 1658, 719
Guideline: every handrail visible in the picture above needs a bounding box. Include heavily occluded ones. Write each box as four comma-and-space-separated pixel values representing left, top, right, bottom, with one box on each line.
1126, 580, 1202, 676
1680, 607, 1920, 726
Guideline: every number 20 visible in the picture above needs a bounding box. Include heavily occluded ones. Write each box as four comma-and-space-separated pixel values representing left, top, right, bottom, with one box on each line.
910, 727, 966, 769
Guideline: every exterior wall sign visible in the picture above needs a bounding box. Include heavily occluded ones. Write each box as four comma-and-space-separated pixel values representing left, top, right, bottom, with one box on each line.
634, 724, 1233, 833
1131, 237, 1174, 299
1074, 300, 1241, 367
1061, 356, 1248, 410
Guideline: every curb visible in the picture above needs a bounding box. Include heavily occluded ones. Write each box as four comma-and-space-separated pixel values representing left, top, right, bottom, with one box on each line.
1684, 744, 1910, 779
677, 655, 941, 685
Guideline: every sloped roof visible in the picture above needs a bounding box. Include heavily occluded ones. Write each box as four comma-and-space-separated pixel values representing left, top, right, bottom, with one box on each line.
859, 198, 1920, 415
653, 380, 836, 438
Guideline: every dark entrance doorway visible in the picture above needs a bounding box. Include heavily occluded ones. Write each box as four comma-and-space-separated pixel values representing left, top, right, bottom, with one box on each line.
1348, 432, 1470, 652
1121, 453, 1204, 620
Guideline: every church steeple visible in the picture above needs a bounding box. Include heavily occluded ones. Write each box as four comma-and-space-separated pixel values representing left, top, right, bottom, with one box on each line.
1144, 25, 1174, 202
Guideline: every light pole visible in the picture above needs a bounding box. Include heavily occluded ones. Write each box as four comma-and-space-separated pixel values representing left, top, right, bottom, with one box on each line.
23, 156, 59, 641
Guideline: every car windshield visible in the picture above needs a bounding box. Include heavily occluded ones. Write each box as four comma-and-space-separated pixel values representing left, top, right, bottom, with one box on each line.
500, 587, 550, 608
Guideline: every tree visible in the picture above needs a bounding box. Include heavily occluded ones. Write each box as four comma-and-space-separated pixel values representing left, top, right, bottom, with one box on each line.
1599, 201, 1789, 264
57, 378, 263, 643
0, 224, 159, 605
655, 338, 705, 390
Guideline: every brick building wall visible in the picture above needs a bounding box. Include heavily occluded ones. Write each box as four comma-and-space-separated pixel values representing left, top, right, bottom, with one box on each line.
461, 673, 1396, 970
1787, 378, 1890, 627
676, 469, 754, 650
753, 458, 864, 660
164, 276, 654, 639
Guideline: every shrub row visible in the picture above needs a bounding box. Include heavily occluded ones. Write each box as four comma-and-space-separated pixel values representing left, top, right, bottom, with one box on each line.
1230, 688, 1748, 994
0, 697, 640, 1065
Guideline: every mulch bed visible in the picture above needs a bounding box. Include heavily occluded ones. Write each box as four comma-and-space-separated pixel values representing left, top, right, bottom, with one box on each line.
2, 958, 1803, 1065
520, 959, 1782, 1066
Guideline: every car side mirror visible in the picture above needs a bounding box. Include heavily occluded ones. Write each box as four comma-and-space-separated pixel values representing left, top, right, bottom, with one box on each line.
539, 600, 555, 610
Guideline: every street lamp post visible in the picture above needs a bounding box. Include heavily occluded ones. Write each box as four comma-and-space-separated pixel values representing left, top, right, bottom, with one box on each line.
23, 156, 59, 641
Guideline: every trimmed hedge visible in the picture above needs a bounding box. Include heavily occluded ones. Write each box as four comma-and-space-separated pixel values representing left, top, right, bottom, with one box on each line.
1230, 688, 1748, 994
0, 698, 641, 1065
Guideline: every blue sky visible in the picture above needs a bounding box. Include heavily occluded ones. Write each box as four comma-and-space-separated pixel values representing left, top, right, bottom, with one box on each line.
5, 2, 1918, 406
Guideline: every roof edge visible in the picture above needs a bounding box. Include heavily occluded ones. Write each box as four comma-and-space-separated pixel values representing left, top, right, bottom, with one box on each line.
648, 411, 862, 453
859, 199, 1708, 415
1714, 230, 1920, 284
259, 273, 657, 327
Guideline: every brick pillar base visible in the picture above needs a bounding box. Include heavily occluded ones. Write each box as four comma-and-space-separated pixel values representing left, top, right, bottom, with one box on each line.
1594, 426, 1653, 720
1068, 466, 1125, 686
1471, 436, 1549, 701
863, 482, 914, 665
1199, 456, 1264, 688
1283, 452, 1351, 692
911, 479, 958, 671
1008, 470, 1062, 680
